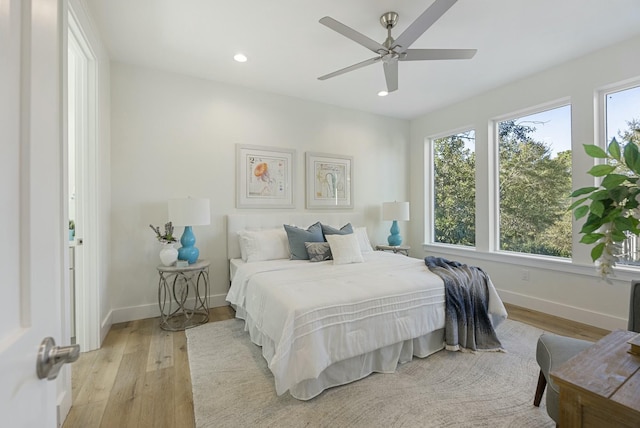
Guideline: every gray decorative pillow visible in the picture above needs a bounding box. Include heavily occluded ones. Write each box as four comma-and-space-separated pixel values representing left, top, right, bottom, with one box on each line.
305, 242, 332, 262
284, 222, 324, 260
321, 222, 353, 239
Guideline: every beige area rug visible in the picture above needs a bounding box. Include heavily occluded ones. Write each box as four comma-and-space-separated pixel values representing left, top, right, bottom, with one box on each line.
186, 318, 554, 428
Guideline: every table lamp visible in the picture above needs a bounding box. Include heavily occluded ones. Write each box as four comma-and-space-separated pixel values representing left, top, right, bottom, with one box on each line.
168, 197, 210, 264
382, 201, 410, 246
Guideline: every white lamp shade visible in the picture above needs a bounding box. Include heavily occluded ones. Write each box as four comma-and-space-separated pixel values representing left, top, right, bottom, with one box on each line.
382, 201, 410, 221
168, 198, 210, 226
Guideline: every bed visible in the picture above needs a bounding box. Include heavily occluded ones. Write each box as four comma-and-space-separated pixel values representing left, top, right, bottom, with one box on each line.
225, 214, 507, 400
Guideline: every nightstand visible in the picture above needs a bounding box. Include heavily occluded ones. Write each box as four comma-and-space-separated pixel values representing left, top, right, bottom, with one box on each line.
375, 244, 410, 256
156, 259, 210, 331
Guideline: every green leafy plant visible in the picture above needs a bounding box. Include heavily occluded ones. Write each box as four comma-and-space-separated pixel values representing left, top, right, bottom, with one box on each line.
149, 222, 177, 243
69, 220, 75, 230
571, 137, 640, 277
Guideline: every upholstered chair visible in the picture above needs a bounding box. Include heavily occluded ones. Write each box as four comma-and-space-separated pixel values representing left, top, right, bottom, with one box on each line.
533, 280, 640, 423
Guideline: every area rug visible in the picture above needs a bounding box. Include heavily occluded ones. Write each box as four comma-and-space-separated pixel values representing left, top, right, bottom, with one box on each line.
186, 318, 554, 428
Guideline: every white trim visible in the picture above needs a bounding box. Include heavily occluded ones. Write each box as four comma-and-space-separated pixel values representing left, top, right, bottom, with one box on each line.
58, 3, 73, 426
498, 288, 627, 331
110, 294, 229, 324
423, 136, 434, 244
425, 123, 477, 142
486, 120, 498, 252
56, 386, 72, 428
490, 97, 573, 255
423, 127, 476, 246
100, 309, 113, 344
67, 6, 101, 352
422, 241, 640, 283
490, 97, 573, 123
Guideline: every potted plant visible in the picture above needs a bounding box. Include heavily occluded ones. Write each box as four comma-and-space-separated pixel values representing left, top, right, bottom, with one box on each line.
571, 134, 640, 278
150, 222, 178, 266
69, 220, 75, 242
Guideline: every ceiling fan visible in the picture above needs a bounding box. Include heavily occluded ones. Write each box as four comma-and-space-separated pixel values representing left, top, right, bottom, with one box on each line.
318, 0, 476, 93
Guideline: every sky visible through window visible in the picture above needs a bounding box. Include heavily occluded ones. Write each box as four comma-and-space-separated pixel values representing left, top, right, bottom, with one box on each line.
516, 105, 571, 157
607, 85, 640, 144
510, 86, 640, 158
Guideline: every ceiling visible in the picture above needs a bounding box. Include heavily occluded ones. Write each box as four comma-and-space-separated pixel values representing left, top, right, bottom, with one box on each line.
84, 0, 640, 120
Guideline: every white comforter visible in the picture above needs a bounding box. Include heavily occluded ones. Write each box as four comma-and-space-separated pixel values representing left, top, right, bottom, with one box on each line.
226, 252, 506, 398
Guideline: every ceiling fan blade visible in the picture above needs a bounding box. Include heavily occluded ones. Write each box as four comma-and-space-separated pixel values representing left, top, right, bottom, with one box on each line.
319, 16, 387, 53
393, 0, 458, 52
318, 57, 381, 81
383, 61, 398, 93
401, 48, 477, 61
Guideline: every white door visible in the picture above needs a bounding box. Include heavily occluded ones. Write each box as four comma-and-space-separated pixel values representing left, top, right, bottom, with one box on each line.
0, 0, 65, 426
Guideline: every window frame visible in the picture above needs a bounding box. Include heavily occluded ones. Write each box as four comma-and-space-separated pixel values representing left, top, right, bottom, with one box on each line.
420, 84, 640, 282
491, 99, 573, 259
598, 79, 640, 268
425, 126, 477, 249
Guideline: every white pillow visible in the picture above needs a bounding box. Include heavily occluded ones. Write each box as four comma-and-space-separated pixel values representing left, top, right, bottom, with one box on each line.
354, 227, 373, 253
326, 233, 364, 265
238, 231, 249, 261
237, 228, 290, 262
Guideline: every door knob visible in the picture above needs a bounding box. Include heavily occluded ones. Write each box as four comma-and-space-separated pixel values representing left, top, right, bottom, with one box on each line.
36, 337, 80, 380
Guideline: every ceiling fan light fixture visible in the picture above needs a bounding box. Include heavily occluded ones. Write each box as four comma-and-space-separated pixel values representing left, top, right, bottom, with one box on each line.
233, 53, 248, 63
377, 90, 389, 97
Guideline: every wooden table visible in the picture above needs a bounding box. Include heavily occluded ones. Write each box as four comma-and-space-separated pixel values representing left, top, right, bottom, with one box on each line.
550, 330, 640, 428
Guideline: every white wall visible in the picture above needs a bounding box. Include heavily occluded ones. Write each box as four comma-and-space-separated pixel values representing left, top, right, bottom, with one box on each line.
409, 34, 640, 330
109, 63, 410, 322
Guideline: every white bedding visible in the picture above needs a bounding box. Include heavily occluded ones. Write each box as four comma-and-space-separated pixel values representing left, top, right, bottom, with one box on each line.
229, 258, 245, 280
226, 251, 507, 399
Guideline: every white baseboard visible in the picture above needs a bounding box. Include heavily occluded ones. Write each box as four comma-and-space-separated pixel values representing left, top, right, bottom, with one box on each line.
100, 309, 113, 345
498, 288, 627, 331
56, 378, 72, 428
111, 293, 229, 324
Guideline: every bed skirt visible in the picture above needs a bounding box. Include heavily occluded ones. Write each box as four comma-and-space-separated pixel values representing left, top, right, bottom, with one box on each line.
233, 305, 445, 400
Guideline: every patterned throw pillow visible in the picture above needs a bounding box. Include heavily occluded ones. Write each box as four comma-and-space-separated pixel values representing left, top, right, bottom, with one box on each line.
304, 242, 332, 262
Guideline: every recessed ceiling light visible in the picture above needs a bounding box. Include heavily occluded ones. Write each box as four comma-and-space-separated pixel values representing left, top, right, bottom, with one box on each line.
233, 53, 248, 63
377, 90, 388, 97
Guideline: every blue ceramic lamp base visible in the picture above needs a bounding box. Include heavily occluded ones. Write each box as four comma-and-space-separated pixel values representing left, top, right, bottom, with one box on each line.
177, 226, 199, 264
387, 220, 403, 246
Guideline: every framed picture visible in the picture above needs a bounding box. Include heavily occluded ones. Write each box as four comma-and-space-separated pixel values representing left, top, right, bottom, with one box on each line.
306, 152, 353, 209
236, 144, 295, 208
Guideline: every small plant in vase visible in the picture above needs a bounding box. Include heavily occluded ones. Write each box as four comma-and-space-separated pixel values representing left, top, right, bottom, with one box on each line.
69, 220, 75, 241
150, 222, 178, 266
149, 222, 177, 243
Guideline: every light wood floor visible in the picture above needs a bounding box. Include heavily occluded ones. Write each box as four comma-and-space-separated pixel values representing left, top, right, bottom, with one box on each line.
62, 303, 609, 428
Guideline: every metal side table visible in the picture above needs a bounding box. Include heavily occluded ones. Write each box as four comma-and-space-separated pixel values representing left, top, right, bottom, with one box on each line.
375, 244, 410, 256
156, 259, 210, 331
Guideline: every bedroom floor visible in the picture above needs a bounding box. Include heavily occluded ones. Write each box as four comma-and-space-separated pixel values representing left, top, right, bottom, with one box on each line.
62, 304, 608, 428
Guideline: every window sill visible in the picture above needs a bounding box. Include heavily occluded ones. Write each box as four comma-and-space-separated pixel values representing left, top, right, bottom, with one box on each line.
421, 243, 640, 283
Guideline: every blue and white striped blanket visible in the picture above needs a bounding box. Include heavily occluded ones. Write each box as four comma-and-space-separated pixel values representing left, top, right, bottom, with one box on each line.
425, 256, 504, 352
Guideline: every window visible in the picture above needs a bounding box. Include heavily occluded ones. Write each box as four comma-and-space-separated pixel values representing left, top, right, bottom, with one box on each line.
497, 105, 572, 257
432, 130, 476, 246
605, 85, 640, 265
